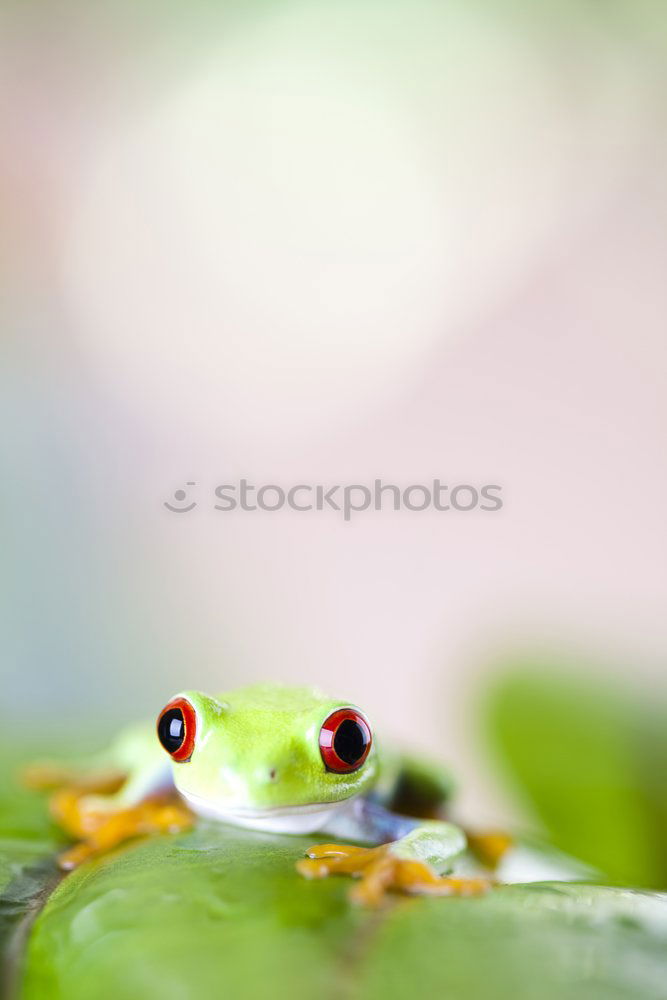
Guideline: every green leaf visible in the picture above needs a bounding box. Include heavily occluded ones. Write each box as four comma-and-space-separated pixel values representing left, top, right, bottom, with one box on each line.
7, 721, 667, 999
18, 827, 667, 1000
0, 741, 67, 993
484, 667, 667, 887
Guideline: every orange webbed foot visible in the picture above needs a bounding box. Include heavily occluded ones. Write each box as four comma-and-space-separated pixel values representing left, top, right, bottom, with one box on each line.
297, 843, 492, 906
465, 829, 513, 870
56, 796, 195, 870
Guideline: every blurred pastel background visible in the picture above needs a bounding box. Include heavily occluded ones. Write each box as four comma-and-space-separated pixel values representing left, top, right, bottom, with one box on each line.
2, 0, 667, 830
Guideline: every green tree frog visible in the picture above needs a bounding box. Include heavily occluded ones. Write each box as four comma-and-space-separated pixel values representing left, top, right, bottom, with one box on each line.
31, 684, 501, 904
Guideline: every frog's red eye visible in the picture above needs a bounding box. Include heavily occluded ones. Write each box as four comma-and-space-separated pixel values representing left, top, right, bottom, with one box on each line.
319, 708, 372, 773
157, 697, 196, 762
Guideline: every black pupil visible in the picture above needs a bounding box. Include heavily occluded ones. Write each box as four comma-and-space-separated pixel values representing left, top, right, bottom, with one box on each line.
333, 719, 367, 765
158, 708, 185, 752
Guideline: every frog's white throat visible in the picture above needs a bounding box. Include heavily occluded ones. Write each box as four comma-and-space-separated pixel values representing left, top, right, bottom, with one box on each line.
179, 790, 354, 835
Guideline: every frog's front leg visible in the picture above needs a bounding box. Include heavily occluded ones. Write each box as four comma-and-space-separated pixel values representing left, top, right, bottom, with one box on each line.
298, 819, 491, 906
29, 762, 194, 870
53, 789, 194, 870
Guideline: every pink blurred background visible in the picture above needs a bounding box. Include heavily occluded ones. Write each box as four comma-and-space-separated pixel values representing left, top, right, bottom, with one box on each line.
2, 0, 666, 823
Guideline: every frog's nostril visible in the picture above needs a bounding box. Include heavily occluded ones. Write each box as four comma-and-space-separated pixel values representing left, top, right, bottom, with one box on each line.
269, 768, 277, 782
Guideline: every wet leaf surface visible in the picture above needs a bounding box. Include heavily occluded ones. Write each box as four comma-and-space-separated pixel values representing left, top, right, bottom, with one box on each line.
18, 827, 667, 1000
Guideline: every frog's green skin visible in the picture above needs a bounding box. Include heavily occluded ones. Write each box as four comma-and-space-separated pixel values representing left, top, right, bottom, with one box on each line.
97, 684, 466, 875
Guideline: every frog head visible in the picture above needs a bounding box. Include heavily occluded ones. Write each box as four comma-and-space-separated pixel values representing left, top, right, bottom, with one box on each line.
156, 683, 378, 833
